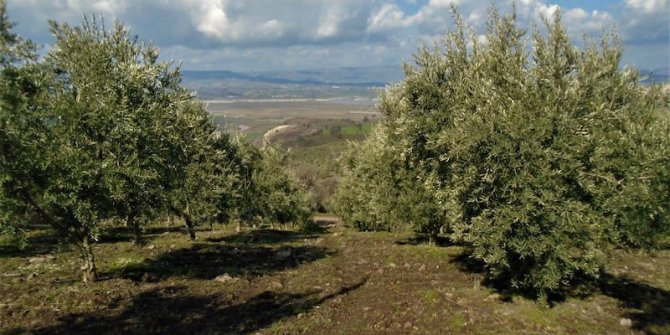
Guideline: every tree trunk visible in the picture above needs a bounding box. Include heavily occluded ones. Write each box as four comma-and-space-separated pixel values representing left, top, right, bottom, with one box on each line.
428, 229, 439, 246
80, 234, 98, 283
129, 214, 145, 246
184, 215, 196, 241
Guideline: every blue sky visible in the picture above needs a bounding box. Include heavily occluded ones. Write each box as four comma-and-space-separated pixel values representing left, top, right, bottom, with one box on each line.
6, 0, 669, 72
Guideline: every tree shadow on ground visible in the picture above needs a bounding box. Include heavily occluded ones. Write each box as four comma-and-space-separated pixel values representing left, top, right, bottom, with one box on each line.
108, 240, 333, 281
29, 276, 369, 335
395, 235, 455, 247
599, 272, 670, 335
96, 226, 189, 244
206, 228, 326, 245
450, 249, 670, 333
0, 230, 63, 258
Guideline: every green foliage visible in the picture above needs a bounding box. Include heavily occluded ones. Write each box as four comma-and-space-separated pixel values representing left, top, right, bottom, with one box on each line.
0, 0, 46, 247
0, 12, 228, 281
225, 137, 313, 229
334, 125, 446, 238
0, 6, 313, 282
335, 6, 669, 297
166, 102, 234, 240
256, 145, 313, 228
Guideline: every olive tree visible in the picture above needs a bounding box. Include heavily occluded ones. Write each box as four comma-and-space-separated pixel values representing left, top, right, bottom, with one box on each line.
437, 10, 669, 296
166, 106, 243, 241
255, 145, 313, 229
223, 137, 313, 231
334, 121, 448, 242
2, 13, 219, 282
0, 0, 43, 244
336, 6, 669, 297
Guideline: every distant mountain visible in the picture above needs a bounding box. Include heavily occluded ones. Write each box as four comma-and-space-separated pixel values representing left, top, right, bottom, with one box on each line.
182, 65, 669, 101
182, 66, 405, 88
639, 67, 670, 84
181, 66, 405, 100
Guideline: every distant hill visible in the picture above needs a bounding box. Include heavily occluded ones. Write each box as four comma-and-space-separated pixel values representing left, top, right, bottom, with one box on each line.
639, 67, 670, 84
182, 65, 668, 100
181, 66, 404, 100
183, 66, 405, 86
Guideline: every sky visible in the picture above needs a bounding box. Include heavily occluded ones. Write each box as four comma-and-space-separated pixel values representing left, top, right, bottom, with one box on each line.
5, 0, 670, 72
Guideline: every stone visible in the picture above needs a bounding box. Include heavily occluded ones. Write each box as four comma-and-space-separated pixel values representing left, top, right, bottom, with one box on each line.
144, 244, 156, 250
269, 281, 284, 290
619, 318, 632, 327
214, 273, 237, 284
403, 321, 413, 329
28, 255, 54, 264
275, 249, 292, 260
141, 272, 157, 283
487, 293, 502, 301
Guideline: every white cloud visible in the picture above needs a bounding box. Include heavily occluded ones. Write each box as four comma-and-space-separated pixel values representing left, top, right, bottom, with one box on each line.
625, 0, 669, 13
367, 4, 410, 32
4, 0, 668, 70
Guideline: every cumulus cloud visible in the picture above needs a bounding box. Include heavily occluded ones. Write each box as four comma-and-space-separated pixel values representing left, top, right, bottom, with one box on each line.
621, 0, 669, 44
625, 0, 668, 13
4, 0, 669, 70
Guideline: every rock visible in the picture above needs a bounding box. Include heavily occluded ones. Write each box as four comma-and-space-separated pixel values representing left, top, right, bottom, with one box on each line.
275, 249, 292, 260
141, 272, 157, 283
214, 273, 237, 284
332, 232, 341, 237
619, 318, 632, 327
28, 255, 54, 264
418, 264, 426, 272
403, 321, 413, 329
144, 244, 156, 250
269, 281, 284, 290
363, 306, 371, 311
487, 293, 502, 301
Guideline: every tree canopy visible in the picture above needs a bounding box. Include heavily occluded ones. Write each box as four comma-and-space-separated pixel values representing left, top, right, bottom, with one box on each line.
335, 7, 669, 297
0, 5, 313, 282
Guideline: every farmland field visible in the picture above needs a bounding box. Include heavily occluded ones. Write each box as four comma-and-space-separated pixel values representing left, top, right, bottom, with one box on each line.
205, 98, 380, 140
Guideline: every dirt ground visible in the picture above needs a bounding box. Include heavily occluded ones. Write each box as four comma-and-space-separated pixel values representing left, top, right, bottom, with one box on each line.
1, 221, 668, 335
